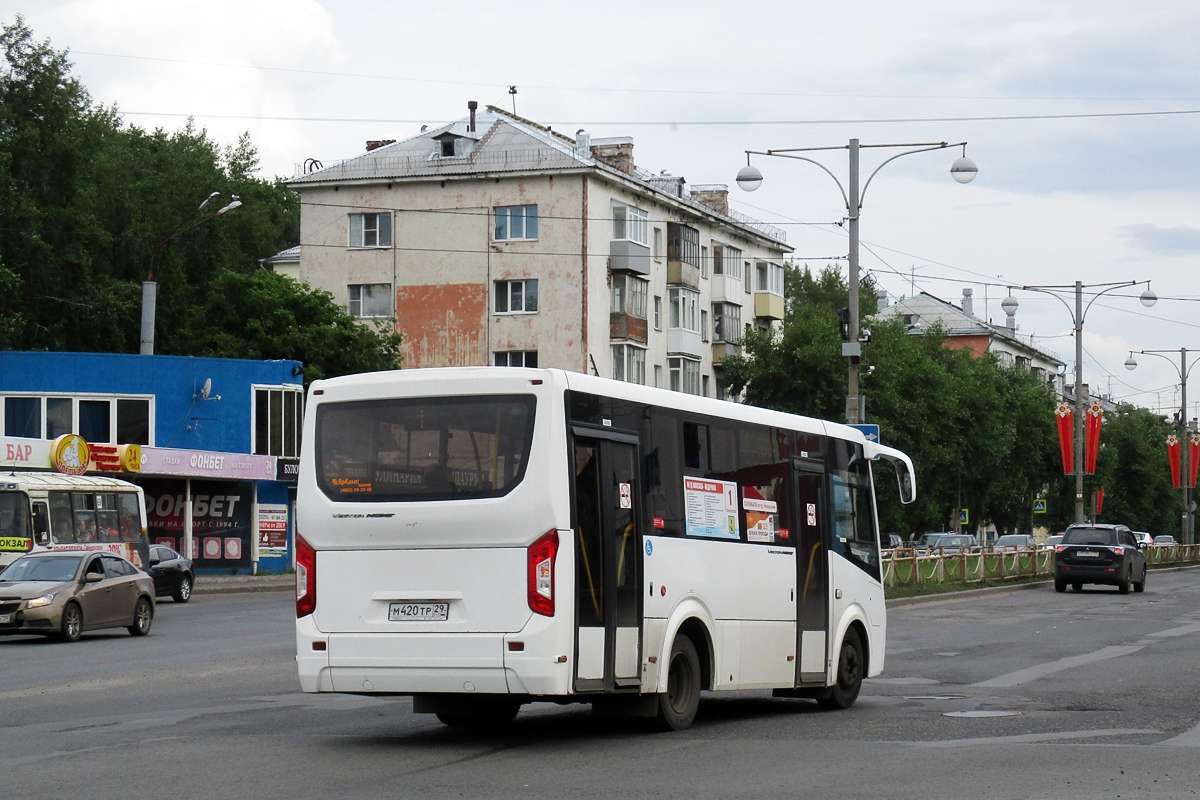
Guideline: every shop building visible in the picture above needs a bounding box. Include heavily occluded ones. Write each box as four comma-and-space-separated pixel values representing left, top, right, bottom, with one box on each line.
0, 351, 302, 573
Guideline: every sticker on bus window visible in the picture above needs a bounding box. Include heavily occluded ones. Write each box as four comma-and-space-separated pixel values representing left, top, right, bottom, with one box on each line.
683, 477, 739, 540
619, 483, 631, 509
806, 504, 817, 526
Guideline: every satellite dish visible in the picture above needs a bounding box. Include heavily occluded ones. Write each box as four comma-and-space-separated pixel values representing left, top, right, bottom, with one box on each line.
200, 378, 211, 400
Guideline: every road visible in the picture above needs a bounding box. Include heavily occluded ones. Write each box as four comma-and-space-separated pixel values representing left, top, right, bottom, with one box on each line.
3, 570, 1200, 799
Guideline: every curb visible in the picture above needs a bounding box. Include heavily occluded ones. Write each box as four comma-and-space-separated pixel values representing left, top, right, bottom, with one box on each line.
887, 562, 1200, 608
192, 578, 293, 595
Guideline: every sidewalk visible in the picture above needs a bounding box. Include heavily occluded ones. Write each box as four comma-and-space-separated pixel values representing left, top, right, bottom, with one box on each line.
192, 572, 294, 595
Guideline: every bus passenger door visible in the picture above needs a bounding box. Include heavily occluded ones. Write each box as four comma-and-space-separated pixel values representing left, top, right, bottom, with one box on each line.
792, 460, 829, 685
572, 433, 642, 692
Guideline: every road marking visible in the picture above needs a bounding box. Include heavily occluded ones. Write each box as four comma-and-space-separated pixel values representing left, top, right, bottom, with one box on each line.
1159, 720, 1200, 747
1147, 621, 1200, 638
909, 728, 1158, 748
971, 645, 1143, 688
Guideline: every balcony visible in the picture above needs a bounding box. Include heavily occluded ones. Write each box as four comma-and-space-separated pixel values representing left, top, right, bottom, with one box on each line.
610, 240, 651, 276
667, 259, 700, 289
712, 341, 741, 364
754, 292, 784, 321
610, 313, 648, 344
666, 328, 703, 357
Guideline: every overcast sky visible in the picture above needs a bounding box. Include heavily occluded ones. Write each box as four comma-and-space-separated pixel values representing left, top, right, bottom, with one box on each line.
6, 0, 1200, 416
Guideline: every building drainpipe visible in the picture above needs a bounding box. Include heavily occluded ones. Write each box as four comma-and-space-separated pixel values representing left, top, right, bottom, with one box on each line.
183, 479, 193, 564
581, 174, 589, 373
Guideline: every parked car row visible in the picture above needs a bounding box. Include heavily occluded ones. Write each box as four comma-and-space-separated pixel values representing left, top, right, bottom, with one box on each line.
0, 545, 194, 642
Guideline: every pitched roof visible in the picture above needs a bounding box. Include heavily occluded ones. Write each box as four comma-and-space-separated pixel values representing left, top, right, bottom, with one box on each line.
286, 106, 789, 247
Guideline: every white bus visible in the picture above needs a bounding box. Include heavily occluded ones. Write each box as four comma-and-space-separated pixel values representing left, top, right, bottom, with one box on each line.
295, 367, 915, 730
0, 473, 151, 570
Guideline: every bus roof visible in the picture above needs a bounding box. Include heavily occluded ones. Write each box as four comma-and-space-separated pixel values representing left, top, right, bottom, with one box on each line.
0, 472, 142, 492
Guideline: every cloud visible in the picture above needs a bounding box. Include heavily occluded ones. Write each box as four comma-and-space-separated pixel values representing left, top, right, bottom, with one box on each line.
1121, 224, 1200, 257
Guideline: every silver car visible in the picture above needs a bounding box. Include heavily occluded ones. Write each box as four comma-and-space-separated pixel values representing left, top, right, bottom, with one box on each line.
0, 551, 154, 642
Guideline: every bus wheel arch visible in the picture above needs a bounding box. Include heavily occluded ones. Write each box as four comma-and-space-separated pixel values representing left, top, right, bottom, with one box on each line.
672, 616, 714, 692
819, 620, 868, 710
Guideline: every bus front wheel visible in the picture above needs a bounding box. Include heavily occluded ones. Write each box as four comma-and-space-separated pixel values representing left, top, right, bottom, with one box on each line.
656, 635, 701, 731
817, 627, 863, 710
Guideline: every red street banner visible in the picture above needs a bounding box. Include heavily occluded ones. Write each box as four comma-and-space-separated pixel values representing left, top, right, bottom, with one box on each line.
1084, 401, 1103, 475
1096, 487, 1105, 516
1055, 401, 1074, 475
1191, 433, 1200, 489
1167, 434, 1182, 489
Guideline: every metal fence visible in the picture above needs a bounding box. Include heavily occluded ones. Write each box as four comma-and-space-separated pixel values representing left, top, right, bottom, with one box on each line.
882, 545, 1200, 589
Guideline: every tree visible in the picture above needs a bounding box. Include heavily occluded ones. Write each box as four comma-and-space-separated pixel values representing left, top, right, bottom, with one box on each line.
0, 17, 400, 379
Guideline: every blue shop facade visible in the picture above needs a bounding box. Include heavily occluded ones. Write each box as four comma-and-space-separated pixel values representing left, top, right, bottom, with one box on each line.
0, 351, 303, 573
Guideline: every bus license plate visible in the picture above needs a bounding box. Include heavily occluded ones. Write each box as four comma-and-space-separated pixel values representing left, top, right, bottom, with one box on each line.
389, 602, 448, 622
1077, 551, 1099, 558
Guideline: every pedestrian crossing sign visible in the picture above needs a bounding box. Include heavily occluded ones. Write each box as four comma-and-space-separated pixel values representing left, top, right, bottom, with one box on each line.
1033, 498, 1047, 514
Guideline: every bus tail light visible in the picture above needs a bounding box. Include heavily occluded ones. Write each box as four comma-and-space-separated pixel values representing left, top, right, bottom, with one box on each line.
528, 529, 559, 617
296, 534, 316, 618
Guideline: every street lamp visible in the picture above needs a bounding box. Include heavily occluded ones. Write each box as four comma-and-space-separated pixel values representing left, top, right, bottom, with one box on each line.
1125, 348, 1200, 544
1004, 280, 1156, 524
141, 193, 242, 355
736, 140, 977, 423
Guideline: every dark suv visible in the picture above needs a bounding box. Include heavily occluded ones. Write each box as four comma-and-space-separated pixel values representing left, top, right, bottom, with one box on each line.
1054, 523, 1147, 594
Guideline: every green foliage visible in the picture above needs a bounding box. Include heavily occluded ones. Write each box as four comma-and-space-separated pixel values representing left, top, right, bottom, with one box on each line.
0, 17, 400, 380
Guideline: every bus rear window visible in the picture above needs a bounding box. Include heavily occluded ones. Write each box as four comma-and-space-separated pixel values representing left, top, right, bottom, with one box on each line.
315, 395, 536, 502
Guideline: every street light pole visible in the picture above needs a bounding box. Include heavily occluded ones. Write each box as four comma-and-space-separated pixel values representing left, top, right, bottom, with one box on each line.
1008, 280, 1156, 523
140, 193, 242, 355
737, 140, 977, 423
1126, 347, 1200, 544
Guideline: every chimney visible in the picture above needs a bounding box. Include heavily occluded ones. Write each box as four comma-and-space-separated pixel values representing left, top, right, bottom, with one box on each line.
589, 136, 635, 174
468, 100, 478, 133
690, 184, 730, 215
366, 139, 396, 152
575, 129, 591, 158
962, 288, 974, 317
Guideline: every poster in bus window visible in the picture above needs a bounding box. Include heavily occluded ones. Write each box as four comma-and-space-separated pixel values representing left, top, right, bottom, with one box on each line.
141, 479, 253, 568
683, 477, 739, 540
742, 486, 778, 543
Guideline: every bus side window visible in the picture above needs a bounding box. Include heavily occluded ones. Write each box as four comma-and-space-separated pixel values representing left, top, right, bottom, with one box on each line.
73, 492, 98, 543
31, 502, 50, 545
97, 493, 120, 542
117, 493, 141, 542
49, 492, 75, 544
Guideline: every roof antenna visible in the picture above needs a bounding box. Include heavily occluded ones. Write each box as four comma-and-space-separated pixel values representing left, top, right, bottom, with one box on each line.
509, 85, 518, 115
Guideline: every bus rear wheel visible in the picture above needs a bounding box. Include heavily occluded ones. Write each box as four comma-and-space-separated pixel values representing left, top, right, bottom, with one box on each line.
435, 697, 521, 730
655, 635, 701, 731
818, 628, 863, 710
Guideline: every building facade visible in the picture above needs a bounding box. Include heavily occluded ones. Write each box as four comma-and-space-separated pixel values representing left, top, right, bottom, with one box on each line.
286, 103, 792, 397
0, 352, 303, 573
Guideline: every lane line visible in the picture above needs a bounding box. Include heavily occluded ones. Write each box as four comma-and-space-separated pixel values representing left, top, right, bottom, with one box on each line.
1147, 621, 1200, 638
1159, 720, 1200, 747
909, 728, 1158, 749
971, 645, 1143, 688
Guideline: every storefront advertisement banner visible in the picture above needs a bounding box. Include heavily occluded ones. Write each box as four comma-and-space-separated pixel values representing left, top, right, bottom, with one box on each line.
258, 503, 288, 556
142, 478, 254, 568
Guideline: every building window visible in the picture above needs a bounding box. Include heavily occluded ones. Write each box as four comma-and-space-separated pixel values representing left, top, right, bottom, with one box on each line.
494, 205, 538, 241
348, 283, 392, 318
667, 223, 700, 267
2, 395, 152, 445
744, 262, 752, 294
654, 365, 663, 388
668, 357, 701, 395
613, 204, 648, 245
755, 261, 784, 295
701, 246, 708, 279
701, 309, 709, 342
653, 228, 663, 262
713, 303, 743, 343
713, 244, 743, 278
612, 344, 646, 385
495, 279, 539, 314
611, 274, 648, 318
349, 212, 392, 248
669, 288, 700, 332
653, 296, 662, 330
254, 386, 303, 457
494, 351, 538, 367
702, 375, 710, 397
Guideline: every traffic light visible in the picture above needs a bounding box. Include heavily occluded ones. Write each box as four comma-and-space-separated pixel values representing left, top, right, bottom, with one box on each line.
837, 308, 850, 341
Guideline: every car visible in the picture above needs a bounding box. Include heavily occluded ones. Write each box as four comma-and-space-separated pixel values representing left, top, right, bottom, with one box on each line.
147, 544, 194, 603
0, 550, 154, 641
1054, 523, 1146, 594
993, 534, 1037, 552
1042, 535, 1064, 550
1153, 534, 1177, 546
921, 533, 977, 555
1133, 531, 1154, 548
883, 534, 905, 551
913, 532, 954, 551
